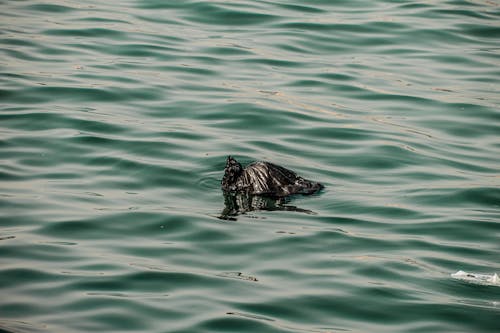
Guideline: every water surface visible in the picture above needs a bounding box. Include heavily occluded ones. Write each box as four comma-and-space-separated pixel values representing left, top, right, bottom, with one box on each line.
1, 0, 499, 332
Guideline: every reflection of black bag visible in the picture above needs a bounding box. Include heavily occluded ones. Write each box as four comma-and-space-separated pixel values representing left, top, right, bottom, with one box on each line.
219, 192, 315, 221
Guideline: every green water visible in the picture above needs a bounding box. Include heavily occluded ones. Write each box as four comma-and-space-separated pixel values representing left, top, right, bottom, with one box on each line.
1, 0, 499, 332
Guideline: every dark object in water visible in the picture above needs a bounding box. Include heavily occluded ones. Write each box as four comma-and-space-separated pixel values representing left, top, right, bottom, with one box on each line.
221, 156, 323, 197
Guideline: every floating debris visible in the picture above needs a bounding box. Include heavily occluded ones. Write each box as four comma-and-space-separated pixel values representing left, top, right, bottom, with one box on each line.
451, 270, 499, 286
217, 271, 258, 282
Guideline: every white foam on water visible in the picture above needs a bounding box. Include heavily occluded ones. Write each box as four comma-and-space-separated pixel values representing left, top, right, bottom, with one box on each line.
451, 270, 500, 286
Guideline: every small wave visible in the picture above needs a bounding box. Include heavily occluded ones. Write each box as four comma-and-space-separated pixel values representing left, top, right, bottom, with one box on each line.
196, 175, 221, 190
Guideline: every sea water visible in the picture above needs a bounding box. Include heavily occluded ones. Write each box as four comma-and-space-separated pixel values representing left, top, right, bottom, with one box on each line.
1, 1, 499, 332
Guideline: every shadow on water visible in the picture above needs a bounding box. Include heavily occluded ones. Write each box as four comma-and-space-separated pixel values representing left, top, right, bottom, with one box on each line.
219, 192, 317, 221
